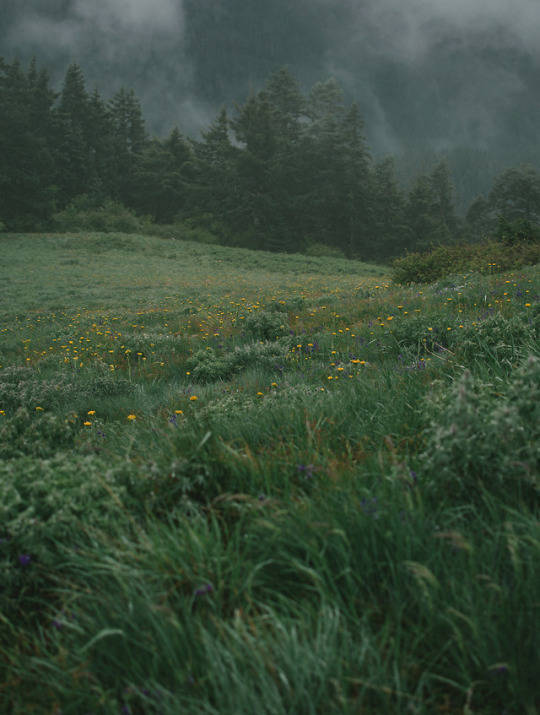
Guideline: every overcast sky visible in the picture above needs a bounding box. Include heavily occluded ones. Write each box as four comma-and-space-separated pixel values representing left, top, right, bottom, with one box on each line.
2, 0, 540, 159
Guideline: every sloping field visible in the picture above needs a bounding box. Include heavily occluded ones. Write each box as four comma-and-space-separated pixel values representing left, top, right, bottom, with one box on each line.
1, 233, 538, 714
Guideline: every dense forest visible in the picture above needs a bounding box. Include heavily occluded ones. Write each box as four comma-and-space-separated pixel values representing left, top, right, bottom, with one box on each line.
1, 57, 540, 260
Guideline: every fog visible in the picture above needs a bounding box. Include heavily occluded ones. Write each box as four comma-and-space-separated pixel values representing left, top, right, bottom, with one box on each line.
2, 0, 540, 163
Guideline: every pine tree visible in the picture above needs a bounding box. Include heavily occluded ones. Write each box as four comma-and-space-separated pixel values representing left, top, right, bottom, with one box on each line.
489, 165, 540, 223
429, 159, 459, 237
371, 157, 407, 259
194, 108, 239, 230
339, 103, 371, 257
465, 195, 492, 240
0, 58, 57, 228
55, 63, 92, 201
405, 175, 441, 251
130, 128, 195, 222
109, 88, 148, 203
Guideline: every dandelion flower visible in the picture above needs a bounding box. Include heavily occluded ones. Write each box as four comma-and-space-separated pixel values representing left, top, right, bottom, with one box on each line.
190, 396, 198, 401
127, 414, 137, 421
87, 410, 96, 415
83, 421, 92, 426
35, 406, 44, 411
175, 409, 183, 415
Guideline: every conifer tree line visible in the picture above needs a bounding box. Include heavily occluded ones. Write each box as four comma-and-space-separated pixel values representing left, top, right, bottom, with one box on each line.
1, 57, 539, 259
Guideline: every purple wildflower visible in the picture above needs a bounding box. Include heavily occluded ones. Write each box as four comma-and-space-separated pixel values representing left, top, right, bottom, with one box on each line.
297, 464, 315, 479
360, 497, 379, 518
18, 554, 31, 566
194, 583, 213, 597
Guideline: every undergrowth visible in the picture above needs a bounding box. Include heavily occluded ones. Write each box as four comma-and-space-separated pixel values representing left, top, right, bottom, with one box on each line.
0, 233, 538, 714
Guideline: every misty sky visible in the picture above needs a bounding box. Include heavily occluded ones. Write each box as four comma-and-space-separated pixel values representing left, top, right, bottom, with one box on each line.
2, 0, 540, 162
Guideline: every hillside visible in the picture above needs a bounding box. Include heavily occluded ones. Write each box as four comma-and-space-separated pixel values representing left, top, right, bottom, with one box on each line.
1, 233, 538, 713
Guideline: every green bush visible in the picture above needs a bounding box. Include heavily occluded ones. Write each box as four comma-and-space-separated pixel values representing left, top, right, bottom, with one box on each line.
392, 240, 540, 284
496, 216, 540, 246
0, 408, 78, 458
420, 355, 540, 503
53, 196, 143, 233
304, 242, 346, 259
188, 348, 231, 382
243, 310, 288, 340
144, 220, 222, 245
388, 313, 454, 352
187, 340, 291, 383
0, 366, 134, 410
0, 454, 134, 611
449, 313, 537, 362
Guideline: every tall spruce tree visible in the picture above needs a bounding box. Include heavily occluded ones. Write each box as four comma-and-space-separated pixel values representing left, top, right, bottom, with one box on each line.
0, 57, 57, 228
194, 108, 239, 230
371, 157, 407, 259
429, 159, 459, 238
55, 63, 95, 202
109, 88, 148, 203
129, 128, 195, 222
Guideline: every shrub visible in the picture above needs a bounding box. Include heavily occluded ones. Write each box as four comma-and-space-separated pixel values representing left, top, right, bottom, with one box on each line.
0, 454, 134, 611
243, 310, 288, 340
496, 216, 540, 246
187, 340, 291, 383
449, 313, 537, 363
392, 240, 540, 284
0, 366, 134, 410
419, 355, 539, 504
53, 196, 143, 233
228, 339, 291, 372
0, 408, 78, 458
304, 242, 346, 259
188, 348, 231, 382
144, 221, 222, 245
388, 314, 454, 353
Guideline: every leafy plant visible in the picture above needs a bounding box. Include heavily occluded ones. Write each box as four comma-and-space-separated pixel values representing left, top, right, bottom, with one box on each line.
53, 196, 143, 233
0, 408, 79, 458
243, 310, 288, 340
420, 355, 540, 504
0, 454, 133, 612
392, 240, 540, 284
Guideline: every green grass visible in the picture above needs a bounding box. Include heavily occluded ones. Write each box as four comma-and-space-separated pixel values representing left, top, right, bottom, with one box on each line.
0, 233, 538, 714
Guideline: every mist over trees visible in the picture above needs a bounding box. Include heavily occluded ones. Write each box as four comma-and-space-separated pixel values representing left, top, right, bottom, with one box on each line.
3, 0, 540, 209
1, 57, 539, 260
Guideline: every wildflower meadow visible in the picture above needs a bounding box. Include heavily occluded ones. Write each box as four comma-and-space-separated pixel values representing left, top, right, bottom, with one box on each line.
1, 232, 538, 714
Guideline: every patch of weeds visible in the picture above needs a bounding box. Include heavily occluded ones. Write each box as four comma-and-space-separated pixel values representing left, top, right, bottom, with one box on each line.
0, 408, 79, 458
420, 354, 539, 505
243, 310, 288, 339
0, 454, 134, 611
188, 340, 291, 383
450, 313, 537, 362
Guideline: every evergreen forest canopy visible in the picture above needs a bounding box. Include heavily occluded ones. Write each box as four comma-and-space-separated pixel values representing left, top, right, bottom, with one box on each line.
2, 57, 540, 261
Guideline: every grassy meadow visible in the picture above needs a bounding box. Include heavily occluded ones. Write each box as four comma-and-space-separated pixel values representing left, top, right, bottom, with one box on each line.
0, 232, 538, 714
